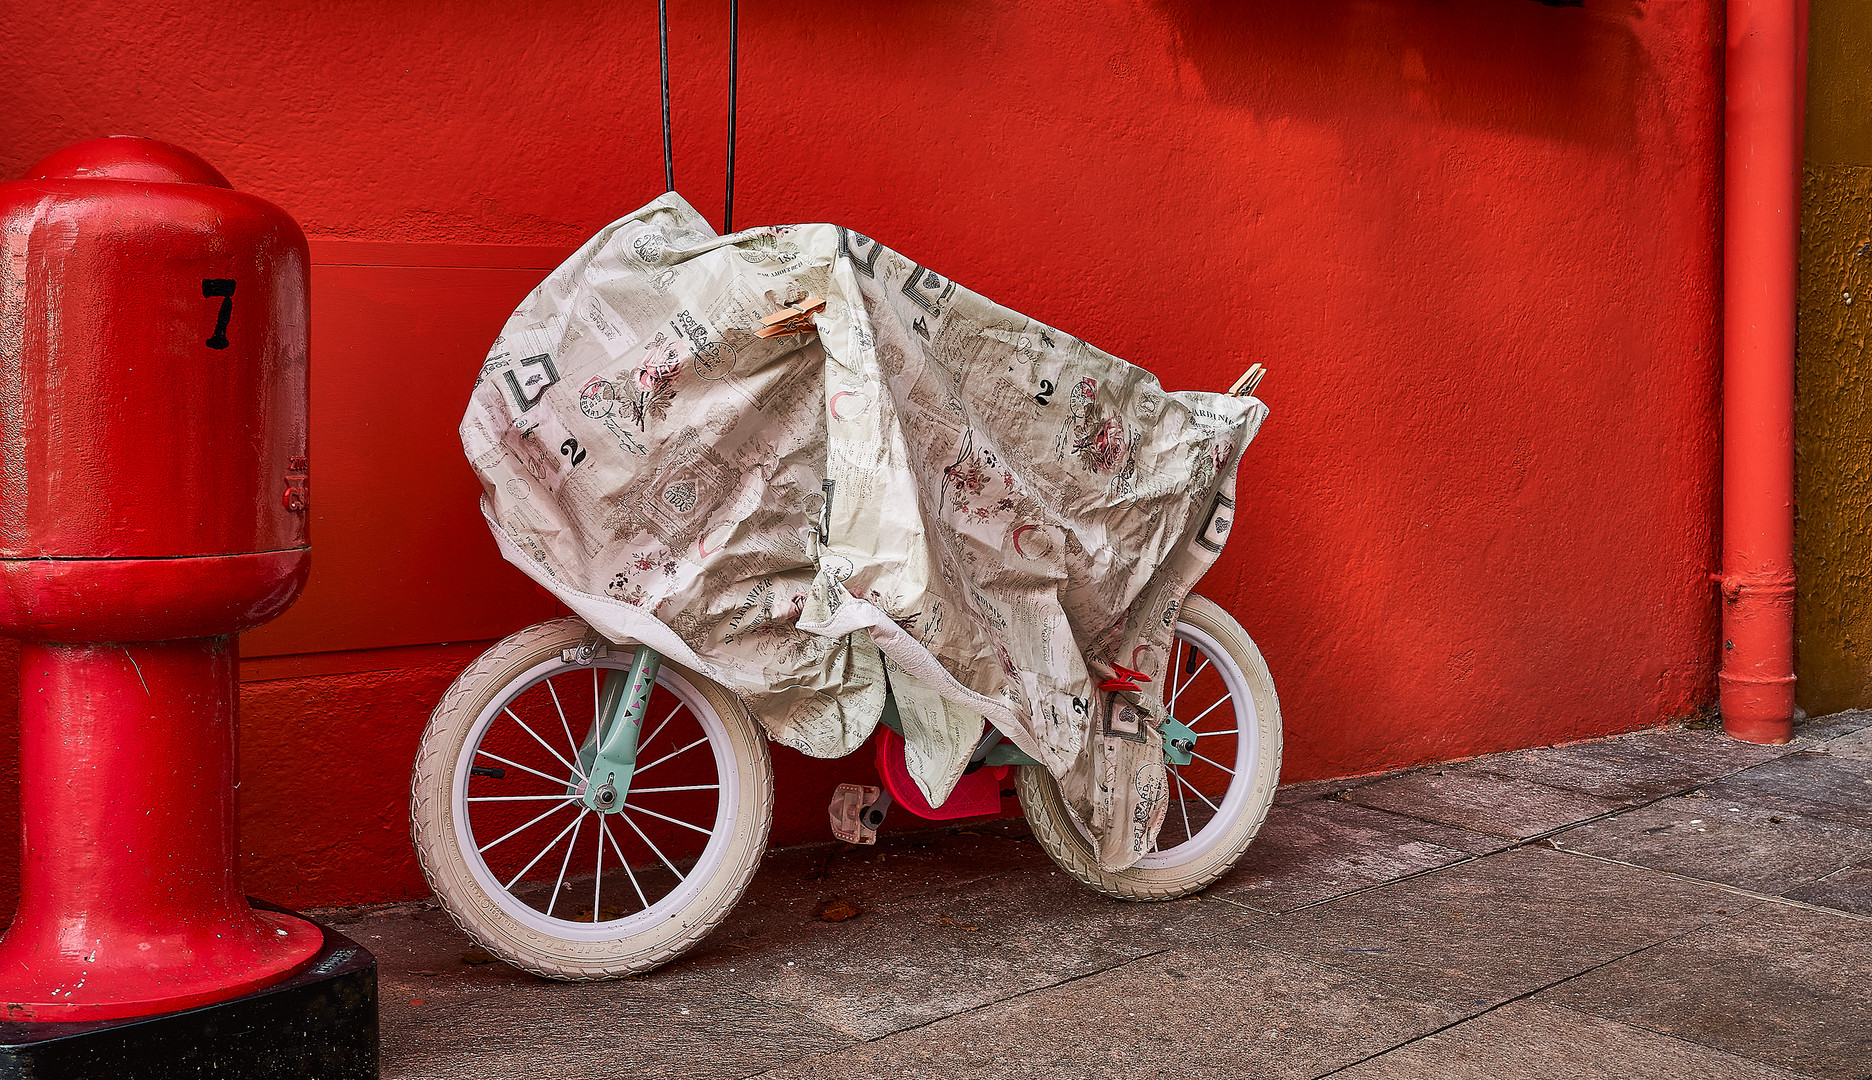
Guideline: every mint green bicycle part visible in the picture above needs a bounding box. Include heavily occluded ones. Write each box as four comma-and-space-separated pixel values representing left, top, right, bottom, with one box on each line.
580, 646, 663, 815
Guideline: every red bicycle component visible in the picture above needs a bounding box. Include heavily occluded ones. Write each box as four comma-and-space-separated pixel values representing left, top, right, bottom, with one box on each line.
1097, 664, 1153, 692
873, 725, 1008, 821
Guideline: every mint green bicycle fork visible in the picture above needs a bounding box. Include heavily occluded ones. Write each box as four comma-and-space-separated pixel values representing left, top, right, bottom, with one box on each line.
576, 645, 663, 815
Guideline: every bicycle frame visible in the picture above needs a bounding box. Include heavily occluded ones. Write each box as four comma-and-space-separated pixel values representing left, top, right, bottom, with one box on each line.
579, 642, 1192, 830
588, 642, 1199, 783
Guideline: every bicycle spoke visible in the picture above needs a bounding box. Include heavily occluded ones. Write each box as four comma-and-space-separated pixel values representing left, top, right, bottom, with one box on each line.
477, 797, 577, 854
592, 810, 605, 920
632, 735, 707, 778
545, 810, 586, 918
1170, 655, 1210, 710
544, 677, 587, 779
505, 808, 586, 890
506, 708, 583, 780
637, 700, 684, 758
1183, 692, 1232, 730
1181, 778, 1222, 814
1174, 766, 1194, 842
470, 794, 589, 803
477, 749, 575, 788
1169, 638, 1185, 712
618, 810, 687, 883
600, 816, 651, 911
623, 801, 714, 835
1188, 749, 1236, 775
630, 784, 719, 794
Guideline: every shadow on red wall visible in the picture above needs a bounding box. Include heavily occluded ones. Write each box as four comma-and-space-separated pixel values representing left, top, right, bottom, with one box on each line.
1156, 0, 1658, 146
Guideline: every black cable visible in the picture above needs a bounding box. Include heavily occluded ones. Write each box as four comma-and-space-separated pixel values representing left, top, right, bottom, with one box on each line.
659, 0, 673, 192
725, 0, 737, 231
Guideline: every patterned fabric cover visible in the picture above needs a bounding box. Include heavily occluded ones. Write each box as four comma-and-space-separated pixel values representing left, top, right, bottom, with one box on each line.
462, 193, 1266, 869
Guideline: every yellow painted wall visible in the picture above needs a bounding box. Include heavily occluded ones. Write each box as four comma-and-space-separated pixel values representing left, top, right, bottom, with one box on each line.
1798, 0, 1872, 713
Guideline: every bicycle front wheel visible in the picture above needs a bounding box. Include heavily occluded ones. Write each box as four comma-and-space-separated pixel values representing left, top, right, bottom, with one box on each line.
411, 617, 772, 979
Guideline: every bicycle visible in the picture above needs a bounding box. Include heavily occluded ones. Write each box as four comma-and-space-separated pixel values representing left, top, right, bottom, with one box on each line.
410, 202, 1281, 979
411, 511, 1279, 981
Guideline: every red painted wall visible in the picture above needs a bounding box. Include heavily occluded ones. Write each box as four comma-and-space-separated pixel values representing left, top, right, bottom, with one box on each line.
0, 0, 1723, 913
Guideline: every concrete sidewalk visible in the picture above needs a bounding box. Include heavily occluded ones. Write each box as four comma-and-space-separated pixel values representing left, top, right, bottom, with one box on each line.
346, 713, 1872, 1079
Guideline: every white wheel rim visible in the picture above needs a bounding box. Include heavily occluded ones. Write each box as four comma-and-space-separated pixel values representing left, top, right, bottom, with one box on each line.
452, 657, 740, 941
1066, 619, 1259, 870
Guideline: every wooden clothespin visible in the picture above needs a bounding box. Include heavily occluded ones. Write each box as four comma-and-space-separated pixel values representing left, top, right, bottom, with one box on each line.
1228, 363, 1266, 398
755, 296, 827, 339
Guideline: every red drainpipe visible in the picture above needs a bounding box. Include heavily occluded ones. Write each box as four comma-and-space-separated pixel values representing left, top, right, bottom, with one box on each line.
1720, 0, 1804, 744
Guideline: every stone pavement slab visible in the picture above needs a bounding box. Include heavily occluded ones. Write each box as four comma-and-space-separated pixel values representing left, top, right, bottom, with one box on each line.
1783, 863, 1872, 914
749, 940, 1468, 1080
1463, 728, 1788, 803
1702, 751, 1872, 830
1816, 724, 1872, 763
322, 718, 1872, 1080
1538, 902, 1872, 1080
1289, 797, 1516, 855
340, 903, 852, 1080
1550, 796, 1872, 895
1206, 800, 1476, 913
1245, 844, 1753, 1006
1274, 776, 1379, 805
1341, 768, 1624, 839
681, 822, 1049, 952
1331, 1000, 1810, 1080
1793, 708, 1872, 742
668, 850, 1260, 1039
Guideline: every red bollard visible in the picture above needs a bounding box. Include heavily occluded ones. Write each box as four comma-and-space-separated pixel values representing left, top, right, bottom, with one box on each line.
0, 137, 321, 1021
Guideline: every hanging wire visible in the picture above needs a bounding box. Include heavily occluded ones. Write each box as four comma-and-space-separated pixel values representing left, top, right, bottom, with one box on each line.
659, 0, 674, 192
725, 0, 738, 231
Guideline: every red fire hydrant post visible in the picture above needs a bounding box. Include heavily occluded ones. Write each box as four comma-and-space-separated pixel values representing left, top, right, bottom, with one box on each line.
0, 138, 359, 1048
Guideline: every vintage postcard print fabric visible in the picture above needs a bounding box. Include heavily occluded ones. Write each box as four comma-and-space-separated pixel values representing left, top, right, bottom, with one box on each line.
462, 193, 1266, 870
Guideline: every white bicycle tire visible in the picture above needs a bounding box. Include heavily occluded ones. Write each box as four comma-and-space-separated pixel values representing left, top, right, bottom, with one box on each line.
411, 617, 772, 979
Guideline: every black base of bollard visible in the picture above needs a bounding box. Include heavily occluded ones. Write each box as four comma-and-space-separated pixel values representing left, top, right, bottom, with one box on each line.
0, 901, 376, 1080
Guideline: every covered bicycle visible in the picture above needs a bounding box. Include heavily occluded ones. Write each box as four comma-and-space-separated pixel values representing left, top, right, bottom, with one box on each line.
411, 194, 1281, 979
